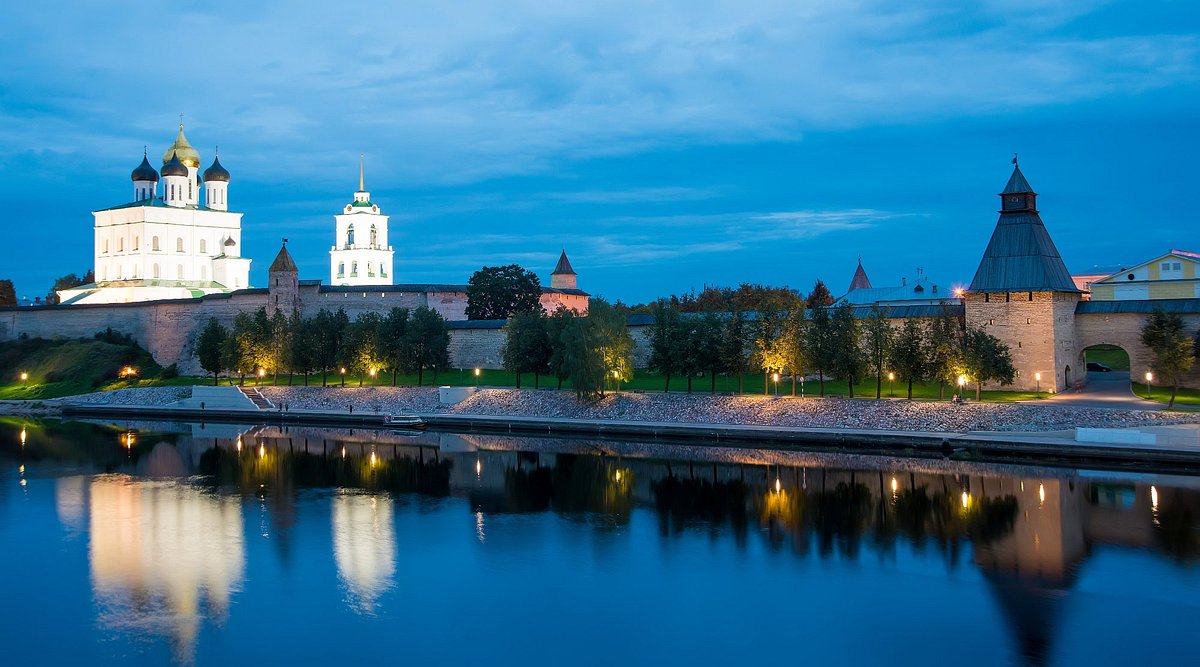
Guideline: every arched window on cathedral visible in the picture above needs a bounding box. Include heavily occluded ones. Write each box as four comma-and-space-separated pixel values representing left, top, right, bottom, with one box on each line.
103, 240, 109, 254
351, 261, 358, 277
370, 225, 378, 246
337, 262, 344, 278
152, 236, 160, 251
177, 238, 184, 253
133, 236, 139, 251
347, 224, 355, 247
153, 264, 160, 279
367, 262, 374, 277
177, 265, 184, 280
117, 238, 124, 252
199, 239, 207, 254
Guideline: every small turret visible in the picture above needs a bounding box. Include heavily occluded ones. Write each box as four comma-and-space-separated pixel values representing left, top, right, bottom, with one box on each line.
551, 249, 577, 290
131, 149, 159, 201
203, 149, 230, 211
161, 152, 189, 207
267, 239, 300, 315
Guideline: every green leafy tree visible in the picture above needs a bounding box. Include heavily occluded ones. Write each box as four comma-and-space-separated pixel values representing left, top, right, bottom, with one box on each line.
806, 306, 834, 396
960, 327, 1016, 400
546, 305, 578, 390
465, 264, 543, 320
927, 306, 963, 399
381, 308, 411, 385
309, 310, 337, 386
648, 302, 688, 391
862, 305, 894, 399
1141, 308, 1196, 407
721, 310, 751, 393
753, 309, 787, 395
890, 318, 928, 399
0, 279, 16, 307
781, 306, 808, 396
268, 309, 290, 385
828, 302, 865, 397
347, 312, 386, 385
195, 318, 228, 385
223, 311, 255, 385
559, 314, 606, 399
285, 310, 312, 385
331, 308, 351, 386
502, 310, 552, 388
691, 313, 726, 394
591, 298, 635, 393
406, 306, 450, 386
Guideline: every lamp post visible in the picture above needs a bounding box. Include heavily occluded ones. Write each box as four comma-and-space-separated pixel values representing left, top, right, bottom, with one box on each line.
772, 372, 779, 396
1035, 372, 1041, 398
1145, 371, 1154, 400
340, 367, 346, 387
369, 368, 377, 385
19, 371, 28, 387
957, 374, 966, 400
474, 368, 480, 387
887, 371, 895, 397
612, 369, 620, 393
257, 368, 265, 386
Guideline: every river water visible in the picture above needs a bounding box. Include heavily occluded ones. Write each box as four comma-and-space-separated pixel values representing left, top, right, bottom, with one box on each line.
1, 419, 1198, 665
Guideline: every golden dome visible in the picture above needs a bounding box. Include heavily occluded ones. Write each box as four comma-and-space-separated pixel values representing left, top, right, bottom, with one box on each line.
162, 125, 201, 168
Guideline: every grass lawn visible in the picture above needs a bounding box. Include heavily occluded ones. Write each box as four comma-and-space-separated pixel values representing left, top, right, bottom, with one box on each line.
1131, 382, 1200, 407
172, 369, 1041, 403
1083, 344, 1131, 371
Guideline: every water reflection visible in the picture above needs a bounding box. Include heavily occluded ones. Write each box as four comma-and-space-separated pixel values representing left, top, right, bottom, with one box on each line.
88, 473, 244, 663
332, 493, 396, 614
2, 420, 1199, 665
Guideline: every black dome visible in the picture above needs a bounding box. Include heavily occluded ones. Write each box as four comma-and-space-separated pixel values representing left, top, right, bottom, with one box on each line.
202, 155, 230, 183
131, 154, 159, 182
161, 152, 188, 177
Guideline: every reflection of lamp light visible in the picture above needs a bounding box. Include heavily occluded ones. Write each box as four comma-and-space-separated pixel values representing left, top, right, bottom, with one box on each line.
615, 470, 622, 483
20, 428, 27, 446
1151, 485, 1159, 510
1038, 483, 1046, 506
961, 491, 970, 509
890, 476, 898, 493
475, 459, 481, 477
258, 444, 265, 459
774, 477, 781, 493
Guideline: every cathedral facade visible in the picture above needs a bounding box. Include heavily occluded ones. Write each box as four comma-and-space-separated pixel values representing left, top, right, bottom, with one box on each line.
59, 124, 251, 305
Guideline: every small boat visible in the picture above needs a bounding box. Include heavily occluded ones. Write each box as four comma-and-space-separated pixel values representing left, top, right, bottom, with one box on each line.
384, 415, 427, 429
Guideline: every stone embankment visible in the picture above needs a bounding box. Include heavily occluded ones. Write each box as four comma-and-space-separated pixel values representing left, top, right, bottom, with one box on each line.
244, 386, 1200, 433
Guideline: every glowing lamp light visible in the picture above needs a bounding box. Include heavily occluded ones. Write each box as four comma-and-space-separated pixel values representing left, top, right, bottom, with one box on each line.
1038, 483, 1046, 505
20, 428, 27, 446
891, 476, 898, 493
236, 436, 242, 453
19, 372, 28, 381
953, 287, 965, 298
369, 368, 377, 377
957, 375, 967, 387
772, 373, 780, 382
474, 368, 481, 377
475, 459, 482, 476
1145, 371, 1153, 382
616, 470, 622, 483
774, 477, 781, 493
370, 451, 377, 466
961, 491, 970, 509
888, 372, 894, 381
1035, 372, 1041, 381
258, 368, 266, 378
340, 367, 346, 374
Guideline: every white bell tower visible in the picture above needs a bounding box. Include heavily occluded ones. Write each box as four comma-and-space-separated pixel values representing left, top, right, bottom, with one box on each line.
329, 156, 394, 286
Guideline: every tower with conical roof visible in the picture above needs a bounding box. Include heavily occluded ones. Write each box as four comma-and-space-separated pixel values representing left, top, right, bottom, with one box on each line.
964, 159, 1082, 392
550, 249, 577, 289
847, 257, 872, 292
268, 240, 300, 316
330, 156, 394, 287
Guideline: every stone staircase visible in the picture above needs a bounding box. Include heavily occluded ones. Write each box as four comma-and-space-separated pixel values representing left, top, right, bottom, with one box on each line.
237, 386, 274, 410
173, 385, 258, 410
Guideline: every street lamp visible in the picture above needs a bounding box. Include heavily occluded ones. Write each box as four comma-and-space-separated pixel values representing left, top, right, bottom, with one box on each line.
19, 371, 28, 387
369, 368, 377, 385
1035, 372, 1041, 397
1145, 371, 1154, 400
957, 374, 967, 400
257, 368, 266, 386
887, 371, 895, 397
340, 367, 346, 387
612, 369, 620, 393
474, 368, 480, 387
772, 372, 779, 396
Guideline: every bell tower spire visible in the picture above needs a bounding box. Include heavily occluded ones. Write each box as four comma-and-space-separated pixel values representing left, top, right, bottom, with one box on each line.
359, 154, 365, 192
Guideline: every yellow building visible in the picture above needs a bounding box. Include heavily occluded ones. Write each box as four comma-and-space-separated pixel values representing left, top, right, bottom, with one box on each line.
1087, 249, 1200, 301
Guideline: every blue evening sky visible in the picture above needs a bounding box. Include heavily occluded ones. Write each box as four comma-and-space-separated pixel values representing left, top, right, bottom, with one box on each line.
0, 1, 1196, 303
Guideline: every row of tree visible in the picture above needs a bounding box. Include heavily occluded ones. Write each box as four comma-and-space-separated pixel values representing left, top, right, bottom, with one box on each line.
501, 299, 634, 399
195, 306, 451, 386
647, 302, 1016, 399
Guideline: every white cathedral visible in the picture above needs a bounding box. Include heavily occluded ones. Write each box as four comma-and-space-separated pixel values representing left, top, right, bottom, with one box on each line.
58, 123, 251, 305
329, 157, 394, 286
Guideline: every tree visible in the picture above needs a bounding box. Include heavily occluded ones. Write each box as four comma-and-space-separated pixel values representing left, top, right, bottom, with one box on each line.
721, 310, 751, 393
927, 306, 963, 399
546, 306, 579, 390
380, 308, 411, 385
45, 270, 94, 305
648, 302, 687, 391
753, 309, 787, 395
1141, 308, 1196, 408
559, 311, 606, 399
591, 298, 635, 394
862, 305, 894, 399
502, 310, 552, 388
347, 312, 385, 385
310, 310, 337, 386
285, 310, 313, 385
890, 318, 928, 399
960, 327, 1016, 400
268, 309, 290, 385
828, 302, 865, 397
0, 279, 16, 307
223, 311, 254, 385
806, 305, 833, 396
465, 264, 543, 320
196, 318, 228, 385
781, 306, 808, 396
807, 279, 834, 308
406, 306, 450, 386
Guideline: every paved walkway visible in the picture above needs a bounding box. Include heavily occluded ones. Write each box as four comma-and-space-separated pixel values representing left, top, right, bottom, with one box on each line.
1035, 371, 1164, 410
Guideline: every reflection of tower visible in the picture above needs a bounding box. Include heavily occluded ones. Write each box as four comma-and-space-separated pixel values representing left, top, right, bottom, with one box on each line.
972, 478, 1087, 666
88, 473, 245, 662
332, 493, 396, 613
